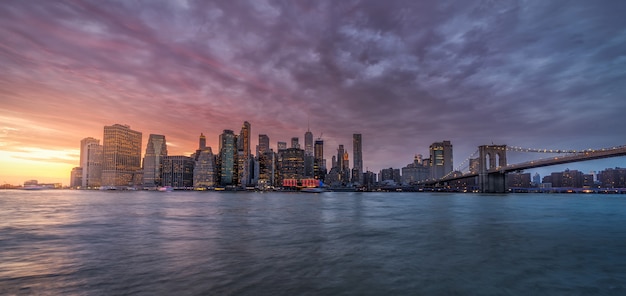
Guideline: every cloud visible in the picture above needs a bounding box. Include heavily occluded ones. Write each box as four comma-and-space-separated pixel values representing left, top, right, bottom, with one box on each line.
0, 0, 624, 181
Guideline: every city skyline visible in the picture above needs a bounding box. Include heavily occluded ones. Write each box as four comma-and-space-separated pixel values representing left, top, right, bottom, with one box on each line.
1, 1, 626, 185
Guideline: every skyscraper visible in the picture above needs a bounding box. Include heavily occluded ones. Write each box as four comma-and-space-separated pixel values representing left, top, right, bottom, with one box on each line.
314, 138, 325, 180
142, 134, 167, 188
219, 129, 237, 186
277, 141, 287, 151
258, 134, 270, 155
238, 121, 251, 186
199, 133, 206, 150
101, 124, 142, 188
352, 133, 363, 184
337, 145, 345, 171
291, 137, 300, 149
303, 130, 314, 178
80, 137, 102, 188
194, 145, 216, 189
304, 130, 313, 156
429, 140, 453, 180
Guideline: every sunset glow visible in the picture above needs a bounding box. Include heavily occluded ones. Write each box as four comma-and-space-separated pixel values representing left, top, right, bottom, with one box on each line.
1, 1, 625, 185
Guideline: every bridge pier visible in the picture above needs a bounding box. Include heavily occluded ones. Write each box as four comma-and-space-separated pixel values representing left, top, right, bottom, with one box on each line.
478, 145, 508, 193
479, 172, 508, 193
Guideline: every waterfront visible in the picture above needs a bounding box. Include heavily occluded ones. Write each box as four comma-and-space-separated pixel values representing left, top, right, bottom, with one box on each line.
1, 190, 625, 295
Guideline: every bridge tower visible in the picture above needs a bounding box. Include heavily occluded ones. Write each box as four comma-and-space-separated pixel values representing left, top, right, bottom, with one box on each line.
478, 145, 507, 193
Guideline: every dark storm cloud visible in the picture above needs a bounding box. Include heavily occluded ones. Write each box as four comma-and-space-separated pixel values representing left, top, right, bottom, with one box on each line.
1, 0, 625, 173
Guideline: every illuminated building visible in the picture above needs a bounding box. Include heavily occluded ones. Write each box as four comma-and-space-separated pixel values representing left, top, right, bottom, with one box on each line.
429, 140, 453, 180
352, 133, 363, 184
194, 145, 216, 189
237, 121, 251, 186
304, 129, 314, 177
258, 134, 270, 155
219, 129, 237, 186
314, 139, 325, 180
598, 167, 626, 188
401, 154, 430, 185
80, 137, 103, 188
101, 124, 142, 188
278, 147, 305, 186
142, 134, 167, 188
291, 137, 300, 149
162, 156, 194, 188
277, 141, 287, 151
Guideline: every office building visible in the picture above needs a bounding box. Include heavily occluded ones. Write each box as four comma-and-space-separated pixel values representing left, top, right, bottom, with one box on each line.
291, 137, 300, 149
352, 133, 363, 184
219, 130, 237, 186
401, 154, 430, 185
101, 124, 142, 188
194, 146, 216, 189
80, 137, 103, 188
278, 147, 305, 186
238, 121, 251, 186
314, 139, 325, 180
142, 134, 167, 188
70, 167, 82, 188
162, 156, 194, 188
258, 134, 270, 155
429, 140, 453, 180
277, 141, 287, 151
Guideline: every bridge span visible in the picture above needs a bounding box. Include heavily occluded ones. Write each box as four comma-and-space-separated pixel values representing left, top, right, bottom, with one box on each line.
420, 144, 626, 193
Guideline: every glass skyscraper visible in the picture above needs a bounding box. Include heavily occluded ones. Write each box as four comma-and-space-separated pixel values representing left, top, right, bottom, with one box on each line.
101, 124, 142, 188
219, 130, 236, 186
142, 134, 167, 188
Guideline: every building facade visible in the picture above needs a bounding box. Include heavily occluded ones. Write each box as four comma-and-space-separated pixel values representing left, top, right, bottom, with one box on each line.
219, 130, 237, 186
162, 156, 194, 188
142, 134, 167, 189
101, 124, 142, 188
429, 140, 453, 180
80, 137, 103, 188
352, 133, 363, 184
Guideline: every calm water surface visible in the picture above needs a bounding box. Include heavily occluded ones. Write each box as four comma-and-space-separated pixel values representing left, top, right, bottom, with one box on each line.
1, 190, 625, 295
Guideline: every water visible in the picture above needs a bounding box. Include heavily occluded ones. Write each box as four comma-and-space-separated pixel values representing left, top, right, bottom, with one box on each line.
1, 190, 625, 295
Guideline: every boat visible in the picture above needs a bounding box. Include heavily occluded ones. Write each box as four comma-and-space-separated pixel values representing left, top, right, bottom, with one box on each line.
300, 187, 326, 193
157, 186, 173, 192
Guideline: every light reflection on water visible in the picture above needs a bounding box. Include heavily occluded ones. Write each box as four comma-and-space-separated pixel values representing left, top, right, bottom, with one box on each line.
1, 190, 625, 295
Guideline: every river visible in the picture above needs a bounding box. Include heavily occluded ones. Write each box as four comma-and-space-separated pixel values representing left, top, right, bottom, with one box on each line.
1, 190, 625, 295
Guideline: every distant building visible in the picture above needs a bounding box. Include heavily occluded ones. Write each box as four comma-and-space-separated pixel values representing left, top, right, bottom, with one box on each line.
237, 121, 252, 186
219, 130, 237, 186
258, 134, 270, 155
277, 141, 287, 151
380, 168, 401, 185
278, 147, 305, 186
291, 137, 299, 149
548, 169, 584, 188
532, 173, 541, 186
352, 134, 363, 184
142, 134, 167, 188
598, 167, 626, 188
80, 137, 103, 188
162, 156, 194, 188
70, 167, 83, 188
508, 172, 531, 188
101, 124, 142, 188
429, 140, 453, 180
314, 139, 326, 181
401, 154, 430, 184
194, 147, 216, 189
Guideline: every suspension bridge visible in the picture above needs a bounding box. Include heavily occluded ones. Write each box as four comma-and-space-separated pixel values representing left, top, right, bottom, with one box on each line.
419, 144, 626, 193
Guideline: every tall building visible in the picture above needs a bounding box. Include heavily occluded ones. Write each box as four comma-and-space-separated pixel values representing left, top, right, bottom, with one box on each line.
101, 124, 142, 188
314, 139, 325, 180
342, 151, 350, 182
258, 134, 270, 155
194, 147, 216, 189
291, 137, 300, 149
278, 147, 305, 186
80, 137, 103, 188
304, 130, 313, 156
199, 133, 206, 150
237, 121, 251, 186
352, 133, 363, 184
142, 134, 167, 188
277, 141, 287, 151
337, 145, 345, 171
429, 140, 453, 180
219, 130, 237, 186
162, 156, 194, 188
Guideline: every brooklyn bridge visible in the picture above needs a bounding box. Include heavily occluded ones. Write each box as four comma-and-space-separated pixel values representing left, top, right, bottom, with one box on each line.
419, 144, 626, 193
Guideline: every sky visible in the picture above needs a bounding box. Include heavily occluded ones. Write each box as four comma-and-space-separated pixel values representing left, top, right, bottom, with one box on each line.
1, 0, 625, 185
